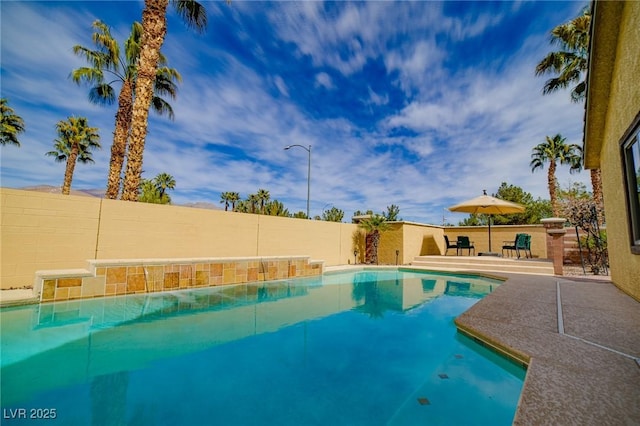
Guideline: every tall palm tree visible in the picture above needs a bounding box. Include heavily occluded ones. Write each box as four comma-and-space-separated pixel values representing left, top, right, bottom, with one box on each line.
46, 117, 101, 195
72, 20, 181, 200
535, 7, 590, 102
358, 214, 391, 265
121, 0, 208, 201
535, 7, 603, 209
256, 189, 270, 214
1, 98, 26, 147
154, 172, 175, 200
530, 134, 582, 216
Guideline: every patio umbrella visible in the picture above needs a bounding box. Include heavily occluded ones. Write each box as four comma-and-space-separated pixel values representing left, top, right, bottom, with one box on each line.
448, 190, 525, 253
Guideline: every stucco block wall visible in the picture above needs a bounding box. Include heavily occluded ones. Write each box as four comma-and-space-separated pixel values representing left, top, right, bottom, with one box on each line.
443, 225, 547, 258
0, 188, 359, 289
96, 199, 261, 259
596, 1, 640, 300
375, 222, 444, 265
256, 214, 355, 264
1, 189, 101, 288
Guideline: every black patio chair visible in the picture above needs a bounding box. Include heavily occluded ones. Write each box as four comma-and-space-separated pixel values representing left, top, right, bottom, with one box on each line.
444, 235, 458, 255
456, 236, 475, 256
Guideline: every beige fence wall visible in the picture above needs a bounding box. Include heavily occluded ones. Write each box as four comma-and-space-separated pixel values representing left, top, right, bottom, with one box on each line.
443, 225, 548, 258
1, 189, 102, 289
1, 188, 557, 290
0, 189, 359, 289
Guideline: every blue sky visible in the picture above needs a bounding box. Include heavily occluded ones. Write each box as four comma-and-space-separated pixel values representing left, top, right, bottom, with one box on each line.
1, 1, 590, 223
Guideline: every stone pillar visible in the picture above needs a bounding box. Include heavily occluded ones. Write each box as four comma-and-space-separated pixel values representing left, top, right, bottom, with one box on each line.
541, 218, 567, 276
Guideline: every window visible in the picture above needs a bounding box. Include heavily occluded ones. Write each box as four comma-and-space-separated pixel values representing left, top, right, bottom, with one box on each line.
622, 121, 640, 254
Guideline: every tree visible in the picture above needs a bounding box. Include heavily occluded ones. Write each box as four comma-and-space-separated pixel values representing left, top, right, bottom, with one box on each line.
322, 207, 344, 222
292, 211, 308, 219
220, 192, 232, 211
531, 134, 582, 216
121, 0, 208, 201
154, 172, 175, 200
256, 189, 270, 214
72, 20, 181, 200
353, 210, 374, 217
535, 7, 603, 210
247, 193, 259, 214
492, 182, 552, 225
560, 196, 607, 274
228, 192, 240, 211
264, 200, 290, 217
384, 204, 401, 221
358, 214, 390, 265
1, 98, 25, 147
46, 117, 101, 195
535, 7, 590, 102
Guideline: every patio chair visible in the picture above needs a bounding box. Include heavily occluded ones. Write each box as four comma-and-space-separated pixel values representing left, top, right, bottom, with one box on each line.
519, 234, 532, 259
456, 236, 475, 256
502, 234, 524, 257
444, 235, 458, 255
502, 234, 531, 258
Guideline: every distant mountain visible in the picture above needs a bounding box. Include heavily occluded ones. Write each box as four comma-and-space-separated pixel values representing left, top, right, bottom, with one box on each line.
16, 185, 219, 210
181, 202, 219, 210
18, 185, 102, 198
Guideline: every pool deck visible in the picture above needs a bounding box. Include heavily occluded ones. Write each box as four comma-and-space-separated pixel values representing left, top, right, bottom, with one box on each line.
2, 268, 639, 424
455, 272, 640, 425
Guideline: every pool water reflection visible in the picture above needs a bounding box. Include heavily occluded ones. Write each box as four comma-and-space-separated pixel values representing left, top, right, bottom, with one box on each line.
1, 269, 524, 425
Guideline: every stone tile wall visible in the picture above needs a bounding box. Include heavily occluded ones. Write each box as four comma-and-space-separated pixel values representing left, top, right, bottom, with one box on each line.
36, 256, 323, 303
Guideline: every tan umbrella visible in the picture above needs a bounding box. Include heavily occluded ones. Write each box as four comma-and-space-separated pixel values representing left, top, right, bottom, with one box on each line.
448, 190, 525, 253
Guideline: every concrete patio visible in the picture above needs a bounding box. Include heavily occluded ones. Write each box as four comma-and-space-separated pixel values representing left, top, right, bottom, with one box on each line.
454, 272, 640, 425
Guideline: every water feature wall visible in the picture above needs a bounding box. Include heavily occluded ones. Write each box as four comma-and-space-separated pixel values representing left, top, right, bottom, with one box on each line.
34, 256, 322, 303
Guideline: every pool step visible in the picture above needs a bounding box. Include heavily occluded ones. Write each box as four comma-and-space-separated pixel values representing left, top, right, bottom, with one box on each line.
411, 255, 554, 275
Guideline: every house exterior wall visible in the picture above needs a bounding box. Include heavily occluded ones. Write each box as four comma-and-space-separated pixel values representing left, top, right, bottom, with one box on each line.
585, 1, 640, 301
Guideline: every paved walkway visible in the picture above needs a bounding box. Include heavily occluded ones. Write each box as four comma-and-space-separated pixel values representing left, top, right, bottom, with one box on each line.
456, 273, 640, 425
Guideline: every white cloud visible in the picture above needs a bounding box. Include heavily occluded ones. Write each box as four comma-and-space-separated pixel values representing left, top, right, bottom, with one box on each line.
314, 72, 335, 90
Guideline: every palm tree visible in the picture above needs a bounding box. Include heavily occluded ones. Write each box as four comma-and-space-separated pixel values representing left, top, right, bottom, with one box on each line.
256, 189, 270, 214
530, 134, 582, 216
228, 192, 240, 211
535, 7, 603, 210
247, 193, 260, 214
264, 200, 290, 217
46, 117, 101, 195
121, 0, 208, 202
358, 214, 391, 265
72, 20, 181, 200
1, 98, 26, 147
220, 192, 232, 211
154, 172, 175, 200
535, 7, 590, 102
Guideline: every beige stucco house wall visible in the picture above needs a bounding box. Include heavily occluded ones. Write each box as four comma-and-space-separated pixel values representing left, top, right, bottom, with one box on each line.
584, 0, 640, 300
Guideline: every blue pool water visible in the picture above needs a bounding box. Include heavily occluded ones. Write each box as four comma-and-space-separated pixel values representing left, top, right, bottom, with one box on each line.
1, 269, 525, 425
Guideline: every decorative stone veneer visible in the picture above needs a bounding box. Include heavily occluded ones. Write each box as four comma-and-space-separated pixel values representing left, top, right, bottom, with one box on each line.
34, 256, 323, 303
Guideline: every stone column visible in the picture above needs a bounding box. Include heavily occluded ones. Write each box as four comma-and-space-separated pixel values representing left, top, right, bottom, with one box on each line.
541, 218, 567, 276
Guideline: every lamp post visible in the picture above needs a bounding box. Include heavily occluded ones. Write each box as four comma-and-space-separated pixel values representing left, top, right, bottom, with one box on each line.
284, 144, 311, 219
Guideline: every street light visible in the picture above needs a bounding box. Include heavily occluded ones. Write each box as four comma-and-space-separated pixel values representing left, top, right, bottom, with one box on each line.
284, 144, 311, 219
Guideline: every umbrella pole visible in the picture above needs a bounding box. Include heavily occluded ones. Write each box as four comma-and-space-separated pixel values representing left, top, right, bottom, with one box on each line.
488, 215, 492, 252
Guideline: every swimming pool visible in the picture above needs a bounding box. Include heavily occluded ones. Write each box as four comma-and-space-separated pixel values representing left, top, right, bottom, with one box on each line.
1, 269, 524, 425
